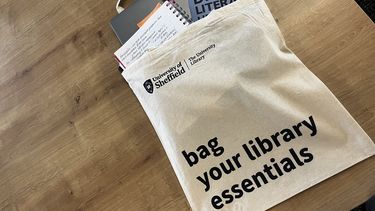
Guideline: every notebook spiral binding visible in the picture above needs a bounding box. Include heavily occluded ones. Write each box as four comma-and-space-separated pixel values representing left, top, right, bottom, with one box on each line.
166, 1, 192, 24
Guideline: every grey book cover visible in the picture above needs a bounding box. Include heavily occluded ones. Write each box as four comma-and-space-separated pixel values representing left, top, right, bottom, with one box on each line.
110, 0, 162, 44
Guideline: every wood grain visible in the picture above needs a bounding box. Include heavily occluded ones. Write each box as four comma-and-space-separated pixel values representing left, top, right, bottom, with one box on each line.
0, 0, 373, 210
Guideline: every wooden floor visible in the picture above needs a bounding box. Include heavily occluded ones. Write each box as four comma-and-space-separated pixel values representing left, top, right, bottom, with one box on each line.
0, 0, 374, 210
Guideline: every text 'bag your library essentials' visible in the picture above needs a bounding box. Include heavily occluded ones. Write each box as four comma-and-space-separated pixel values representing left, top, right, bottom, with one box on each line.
121, 0, 375, 210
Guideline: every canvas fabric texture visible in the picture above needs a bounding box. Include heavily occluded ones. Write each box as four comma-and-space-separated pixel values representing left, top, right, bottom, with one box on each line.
121, 0, 375, 210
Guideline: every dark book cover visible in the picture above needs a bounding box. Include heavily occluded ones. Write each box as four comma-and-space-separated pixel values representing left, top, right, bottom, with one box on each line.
110, 0, 162, 44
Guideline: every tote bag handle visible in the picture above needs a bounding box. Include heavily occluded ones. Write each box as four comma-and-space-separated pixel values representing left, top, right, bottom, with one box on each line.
116, 0, 126, 13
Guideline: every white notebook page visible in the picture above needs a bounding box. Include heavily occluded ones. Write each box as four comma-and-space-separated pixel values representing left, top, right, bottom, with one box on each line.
114, 2, 188, 68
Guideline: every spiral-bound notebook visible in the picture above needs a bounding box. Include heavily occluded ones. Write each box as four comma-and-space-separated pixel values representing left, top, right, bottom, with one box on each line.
169, 0, 192, 21
114, 1, 189, 69
170, 0, 237, 21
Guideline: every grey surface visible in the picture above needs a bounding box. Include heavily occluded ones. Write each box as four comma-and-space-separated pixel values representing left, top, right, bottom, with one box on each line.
110, 0, 162, 44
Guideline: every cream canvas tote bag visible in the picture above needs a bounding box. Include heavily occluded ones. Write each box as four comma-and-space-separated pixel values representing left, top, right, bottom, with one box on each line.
121, 0, 375, 210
